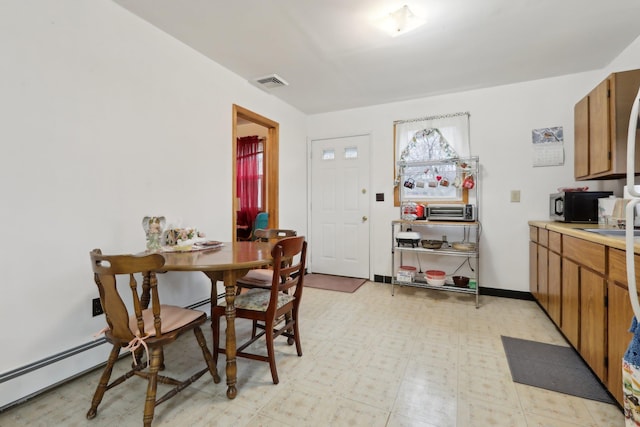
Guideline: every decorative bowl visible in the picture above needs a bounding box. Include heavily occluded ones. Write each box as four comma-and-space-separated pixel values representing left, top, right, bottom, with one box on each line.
421, 240, 443, 249
452, 275, 470, 287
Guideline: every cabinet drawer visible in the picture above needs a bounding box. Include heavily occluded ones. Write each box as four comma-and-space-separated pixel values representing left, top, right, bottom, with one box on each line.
539, 229, 549, 247
530, 226, 538, 242
609, 248, 640, 285
549, 231, 562, 253
563, 235, 605, 272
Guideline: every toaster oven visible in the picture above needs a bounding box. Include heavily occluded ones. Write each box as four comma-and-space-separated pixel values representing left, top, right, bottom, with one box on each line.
426, 204, 476, 221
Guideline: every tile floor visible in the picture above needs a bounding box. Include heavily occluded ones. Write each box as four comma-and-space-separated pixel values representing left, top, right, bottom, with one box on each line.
0, 281, 625, 426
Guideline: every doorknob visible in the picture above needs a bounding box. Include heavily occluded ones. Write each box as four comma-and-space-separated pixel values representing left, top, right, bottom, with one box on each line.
362, 216, 368, 222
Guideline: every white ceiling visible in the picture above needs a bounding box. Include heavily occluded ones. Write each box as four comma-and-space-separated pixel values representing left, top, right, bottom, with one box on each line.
113, 0, 640, 114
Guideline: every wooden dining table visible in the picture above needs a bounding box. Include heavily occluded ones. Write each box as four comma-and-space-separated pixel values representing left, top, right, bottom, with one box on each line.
156, 241, 273, 399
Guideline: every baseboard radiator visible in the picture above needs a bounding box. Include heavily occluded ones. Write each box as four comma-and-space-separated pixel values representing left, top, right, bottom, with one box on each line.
0, 298, 212, 412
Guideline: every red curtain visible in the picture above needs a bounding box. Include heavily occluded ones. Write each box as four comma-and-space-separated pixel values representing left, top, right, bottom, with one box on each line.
237, 135, 262, 228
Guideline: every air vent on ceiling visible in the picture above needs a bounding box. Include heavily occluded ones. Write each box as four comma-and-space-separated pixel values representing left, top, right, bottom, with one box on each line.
255, 74, 289, 89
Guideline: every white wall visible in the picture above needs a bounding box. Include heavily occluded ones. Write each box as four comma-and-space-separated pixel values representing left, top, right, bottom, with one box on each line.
2, 0, 639, 409
307, 34, 640, 293
0, 0, 307, 407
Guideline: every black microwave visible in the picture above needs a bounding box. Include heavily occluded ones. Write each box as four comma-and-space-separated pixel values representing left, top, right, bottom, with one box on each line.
549, 191, 613, 223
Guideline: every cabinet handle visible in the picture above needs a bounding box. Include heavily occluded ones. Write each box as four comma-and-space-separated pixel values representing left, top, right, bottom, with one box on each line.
362, 216, 368, 222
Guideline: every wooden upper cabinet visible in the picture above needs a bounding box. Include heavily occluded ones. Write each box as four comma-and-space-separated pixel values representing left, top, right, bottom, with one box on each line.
574, 96, 589, 179
574, 69, 640, 180
588, 80, 611, 176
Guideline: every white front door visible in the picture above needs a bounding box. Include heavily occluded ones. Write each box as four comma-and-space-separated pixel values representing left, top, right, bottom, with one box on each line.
310, 134, 370, 278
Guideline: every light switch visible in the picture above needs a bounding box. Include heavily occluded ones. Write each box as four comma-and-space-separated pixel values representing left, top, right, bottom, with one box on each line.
510, 190, 521, 203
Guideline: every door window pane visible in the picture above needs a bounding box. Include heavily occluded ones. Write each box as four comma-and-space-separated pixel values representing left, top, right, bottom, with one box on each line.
322, 149, 335, 160
344, 147, 358, 159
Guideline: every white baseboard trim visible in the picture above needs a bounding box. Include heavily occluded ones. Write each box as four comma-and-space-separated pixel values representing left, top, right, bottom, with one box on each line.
0, 298, 212, 412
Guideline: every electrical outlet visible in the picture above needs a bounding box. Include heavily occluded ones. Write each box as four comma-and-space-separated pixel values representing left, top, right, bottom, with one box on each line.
92, 298, 104, 317
510, 190, 521, 203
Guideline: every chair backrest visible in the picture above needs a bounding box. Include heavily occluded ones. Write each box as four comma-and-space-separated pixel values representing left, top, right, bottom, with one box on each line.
254, 212, 269, 230
267, 236, 307, 313
253, 228, 297, 242
90, 249, 165, 342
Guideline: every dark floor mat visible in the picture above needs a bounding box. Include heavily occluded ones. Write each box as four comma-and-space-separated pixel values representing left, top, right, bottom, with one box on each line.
501, 336, 614, 404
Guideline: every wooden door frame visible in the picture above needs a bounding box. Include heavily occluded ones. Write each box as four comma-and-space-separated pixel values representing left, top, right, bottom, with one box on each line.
232, 104, 279, 241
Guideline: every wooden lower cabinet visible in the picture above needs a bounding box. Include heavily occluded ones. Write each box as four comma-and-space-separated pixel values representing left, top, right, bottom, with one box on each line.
537, 246, 549, 310
530, 226, 560, 324
579, 268, 607, 382
607, 247, 640, 406
529, 226, 640, 406
608, 281, 634, 406
561, 257, 607, 384
547, 251, 562, 325
529, 241, 538, 299
561, 258, 580, 349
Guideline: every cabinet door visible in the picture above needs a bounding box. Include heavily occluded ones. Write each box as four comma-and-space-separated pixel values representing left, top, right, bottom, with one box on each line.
562, 258, 580, 348
588, 79, 611, 176
580, 268, 607, 382
548, 251, 562, 325
608, 281, 635, 406
538, 246, 549, 310
607, 248, 640, 406
574, 96, 589, 179
530, 241, 538, 298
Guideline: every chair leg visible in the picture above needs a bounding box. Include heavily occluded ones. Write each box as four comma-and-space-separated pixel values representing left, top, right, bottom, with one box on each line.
86, 345, 120, 419
285, 311, 294, 345
193, 326, 220, 383
212, 311, 220, 365
142, 347, 162, 427
292, 306, 303, 357
265, 319, 279, 384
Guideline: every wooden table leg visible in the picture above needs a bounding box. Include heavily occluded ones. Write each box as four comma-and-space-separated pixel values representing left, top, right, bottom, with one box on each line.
206, 270, 241, 399
222, 270, 238, 399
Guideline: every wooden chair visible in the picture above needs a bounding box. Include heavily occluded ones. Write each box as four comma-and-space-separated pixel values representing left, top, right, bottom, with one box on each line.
236, 229, 298, 290
212, 236, 307, 384
238, 211, 269, 241
87, 249, 220, 427
254, 228, 297, 242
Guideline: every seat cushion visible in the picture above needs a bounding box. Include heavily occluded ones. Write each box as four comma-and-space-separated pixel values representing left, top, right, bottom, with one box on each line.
239, 268, 274, 283
219, 289, 294, 311
130, 305, 204, 337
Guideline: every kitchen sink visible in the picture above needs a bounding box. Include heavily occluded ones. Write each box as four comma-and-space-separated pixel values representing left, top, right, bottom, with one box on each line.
581, 228, 640, 237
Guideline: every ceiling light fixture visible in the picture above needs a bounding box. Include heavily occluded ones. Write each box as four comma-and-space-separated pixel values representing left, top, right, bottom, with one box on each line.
378, 5, 424, 37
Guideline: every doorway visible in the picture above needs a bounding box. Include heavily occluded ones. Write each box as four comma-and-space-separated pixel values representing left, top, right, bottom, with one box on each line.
309, 134, 371, 278
232, 105, 279, 241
